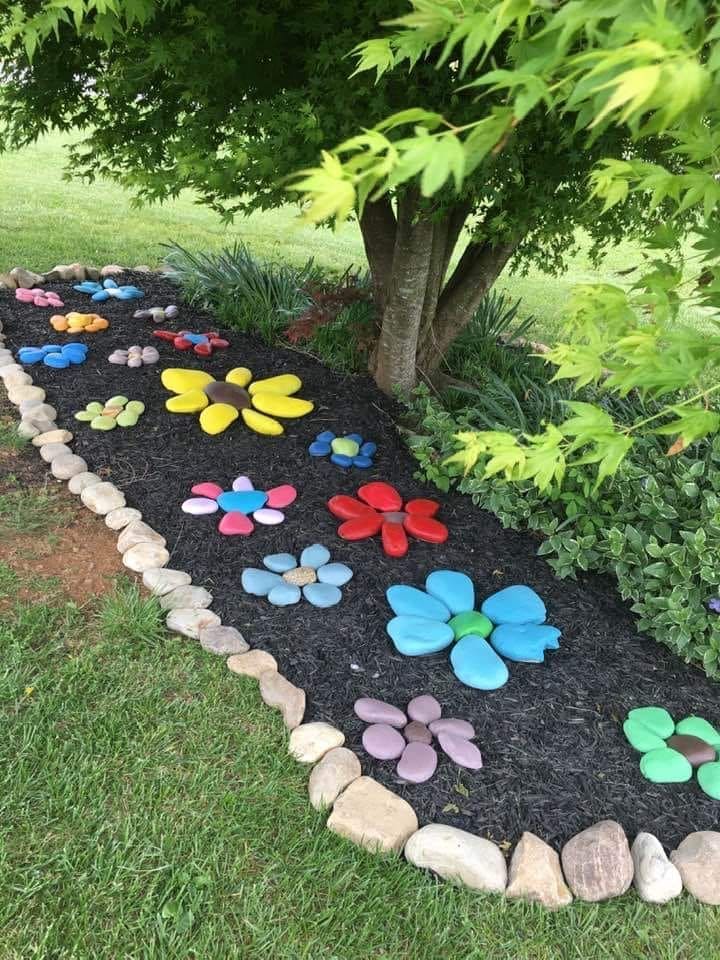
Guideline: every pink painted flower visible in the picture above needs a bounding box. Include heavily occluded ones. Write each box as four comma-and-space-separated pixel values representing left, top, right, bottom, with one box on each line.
15, 287, 64, 308
181, 475, 297, 536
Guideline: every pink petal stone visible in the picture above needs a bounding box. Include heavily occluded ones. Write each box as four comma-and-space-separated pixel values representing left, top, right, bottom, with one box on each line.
35, 296, 49, 307
232, 475, 254, 491
265, 484, 297, 509
362, 723, 406, 760
437, 732, 483, 770
253, 508, 285, 525
218, 511, 254, 536
191, 482, 224, 499
397, 742, 438, 783
16, 289, 34, 302
407, 694, 442, 724
428, 718, 475, 740
182, 497, 219, 515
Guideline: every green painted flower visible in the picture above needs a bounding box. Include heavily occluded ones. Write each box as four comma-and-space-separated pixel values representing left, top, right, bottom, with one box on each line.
623, 706, 720, 799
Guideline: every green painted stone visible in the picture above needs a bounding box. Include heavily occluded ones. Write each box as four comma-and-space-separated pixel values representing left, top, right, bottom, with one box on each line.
74, 410, 94, 422
623, 706, 675, 752
87, 401, 104, 415
331, 437, 359, 457
449, 610, 493, 640
697, 761, 720, 800
107, 395, 128, 408
640, 747, 693, 784
90, 415, 117, 431
126, 400, 145, 415
116, 411, 138, 427
675, 716, 720, 749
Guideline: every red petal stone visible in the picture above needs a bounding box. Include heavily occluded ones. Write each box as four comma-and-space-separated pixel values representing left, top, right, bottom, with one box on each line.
194, 341, 212, 356
338, 514, 383, 540
152, 329, 177, 342
209, 337, 229, 348
265, 484, 297, 509
403, 515, 448, 544
327, 494, 376, 520
357, 481, 402, 512
404, 498, 440, 517
382, 521, 409, 557
218, 511, 254, 536
191, 482, 224, 499
174, 337, 193, 350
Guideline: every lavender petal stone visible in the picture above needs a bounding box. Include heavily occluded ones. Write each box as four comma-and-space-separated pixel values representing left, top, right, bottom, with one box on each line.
428, 718, 475, 740
407, 694, 442, 724
232, 475, 254, 491
362, 723, 406, 760
438, 732, 483, 770
404, 721, 433, 745
182, 496, 219, 515
354, 697, 407, 728
397, 742, 438, 783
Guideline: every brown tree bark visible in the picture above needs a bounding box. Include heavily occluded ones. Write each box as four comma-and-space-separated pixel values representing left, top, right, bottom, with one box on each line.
359, 197, 397, 316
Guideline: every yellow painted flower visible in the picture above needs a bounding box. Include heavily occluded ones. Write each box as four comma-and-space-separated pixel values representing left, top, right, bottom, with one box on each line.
161, 367, 314, 436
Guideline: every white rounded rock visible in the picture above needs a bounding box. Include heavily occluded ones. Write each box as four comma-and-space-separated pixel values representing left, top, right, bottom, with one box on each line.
308, 747, 361, 810
159, 585, 213, 611
22, 402, 57, 422
142, 567, 191, 595
405, 824, 507, 893
81, 482, 126, 515
39, 442, 72, 463
2, 369, 32, 386
289, 722, 345, 764
632, 832, 682, 904
68, 472, 102, 495
116, 520, 166, 554
17, 420, 40, 439
32, 429, 73, 447
166, 607, 220, 639
7, 384, 45, 406
122, 542, 170, 573
51, 453, 87, 479
105, 506, 142, 530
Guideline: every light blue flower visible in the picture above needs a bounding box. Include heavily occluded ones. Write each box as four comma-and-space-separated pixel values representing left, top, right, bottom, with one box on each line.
242, 543, 353, 608
74, 278, 144, 301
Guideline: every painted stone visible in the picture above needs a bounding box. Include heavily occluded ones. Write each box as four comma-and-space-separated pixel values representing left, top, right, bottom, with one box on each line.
268, 582, 302, 606
16, 287, 64, 308
74, 396, 145, 430
218, 511, 254, 536
397, 742, 438, 783
19, 343, 88, 368
362, 723, 406, 760
437, 732, 483, 770
74, 278, 143, 301
217, 490, 268, 514
425, 570, 474, 616
428, 718, 475, 739
108, 345, 159, 366
241, 569, 283, 596
481, 584, 546, 625
232, 475, 254, 491
407, 694, 442, 725
449, 610, 493, 639
640, 747, 693, 783
697, 762, 720, 800
263, 553, 297, 573
302, 582, 342, 608
246, 545, 352, 609
191, 482, 224, 499
358, 481, 402, 512
404, 721, 433, 745
450, 634, 510, 690
182, 497, 219, 515
254, 508, 284, 525
316, 562, 353, 587
387, 616, 455, 656
331, 437, 359, 457
309, 440, 332, 456
265, 484, 297, 509
666, 734, 716, 767
623, 706, 675, 752
675, 716, 720, 748
50, 311, 109, 333
167, 389, 209, 413
489, 623, 561, 662
134, 304, 178, 322
386, 584, 451, 622
200, 402, 239, 435
300, 544, 330, 568
354, 698, 407, 728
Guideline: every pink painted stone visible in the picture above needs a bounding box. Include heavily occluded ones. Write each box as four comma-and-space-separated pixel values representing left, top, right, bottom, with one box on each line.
397, 742, 438, 783
16, 289, 34, 302
404, 721, 433, 745
362, 723, 406, 760
182, 496, 219, 515
218, 511, 254, 536
354, 697, 407, 728
438, 732, 483, 770
265, 484, 297, 509
429, 718, 475, 740
191, 482, 224, 499
253, 508, 284, 525
407, 694, 442, 725
35, 296, 49, 307
232, 475, 254, 491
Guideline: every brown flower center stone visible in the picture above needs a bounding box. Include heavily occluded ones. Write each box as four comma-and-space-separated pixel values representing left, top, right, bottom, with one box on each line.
666, 734, 716, 767
382, 511, 408, 523
204, 381, 251, 409
282, 566, 317, 587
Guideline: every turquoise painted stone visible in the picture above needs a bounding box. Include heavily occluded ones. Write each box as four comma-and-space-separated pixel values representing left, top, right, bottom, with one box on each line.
425, 570, 474, 615
481, 584, 546, 625
450, 634, 509, 690
489, 623, 561, 662
241, 569, 283, 596
303, 582, 342, 608
386, 585, 450, 622
267, 582, 302, 606
317, 562, 353, 586
387, 616, 454, 656
300, 544, 330, 569
217, 490, 267, 514
263, 553, 298, 573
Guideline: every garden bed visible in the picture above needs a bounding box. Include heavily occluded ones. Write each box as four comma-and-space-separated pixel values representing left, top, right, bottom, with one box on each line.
2, 272, 718, 848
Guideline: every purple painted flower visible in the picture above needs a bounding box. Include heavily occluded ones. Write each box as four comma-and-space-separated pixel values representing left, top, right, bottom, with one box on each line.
707, 598, 720, 614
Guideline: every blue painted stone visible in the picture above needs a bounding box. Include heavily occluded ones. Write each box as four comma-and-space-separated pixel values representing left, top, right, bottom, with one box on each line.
217, 490, 268, 514
300, 544, 330, 569
425, 570, 475, 616
44, 353, 70, 368
185, 333, 208, 345
387, 616, 455, 656
303, 582, 342, 608
104, 279, 119, 289
316, 431, 336, 444
309, 440, 332, 457
317, 562, 353, 586
450, 634, 509, 690
360, 441, 377, 457
267, 582, 302, 606
241, 568, 283, 596
64, 349, 87, 365
18, 348, 45, 364
263, 553, 298, 573
352, 455, 373, 469
490, 623, 561, 662
346, 433, 363, 445
41, 345, 61, 356
481, 585, 546, 625
386, 585, 450, 622
330, 453, 353, 468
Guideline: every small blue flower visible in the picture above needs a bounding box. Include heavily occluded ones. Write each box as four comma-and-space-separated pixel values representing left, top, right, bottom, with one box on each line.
74, 278, 144, 302
18, 343, 88, 368
242, 543, 353, 608
309, 430, 376, 469
708, 597, 720, 614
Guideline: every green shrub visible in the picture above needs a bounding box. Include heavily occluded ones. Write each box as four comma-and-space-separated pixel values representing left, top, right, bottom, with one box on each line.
406, 386, 720, 678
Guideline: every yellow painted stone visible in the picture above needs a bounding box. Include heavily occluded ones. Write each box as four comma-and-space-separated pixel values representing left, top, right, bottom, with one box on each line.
225, 367, 253, 388
248, 374, 302, 396
166, 389, 210, 414
200, 403, 239, 435
161, 368, 215, 394
241, 407, 284, 436
251, 392, 314, 418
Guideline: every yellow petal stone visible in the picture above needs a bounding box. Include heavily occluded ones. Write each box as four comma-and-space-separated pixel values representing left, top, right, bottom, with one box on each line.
241, 408, 284, 436
166, 390, 210, 414
161, 368, 215, 394
251, 392, 314, 418
225, 367, 253, 388
248, 374, 302, 396
200, 403, 239, 435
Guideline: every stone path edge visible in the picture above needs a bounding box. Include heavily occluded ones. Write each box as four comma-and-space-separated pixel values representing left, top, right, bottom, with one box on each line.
2, 262, 719, 910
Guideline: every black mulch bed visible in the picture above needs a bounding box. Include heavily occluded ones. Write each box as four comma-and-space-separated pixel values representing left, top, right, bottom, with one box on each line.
3, 273, 719, 848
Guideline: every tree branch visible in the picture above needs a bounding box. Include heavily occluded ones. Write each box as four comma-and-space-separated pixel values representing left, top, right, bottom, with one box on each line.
359, 197, 397, 316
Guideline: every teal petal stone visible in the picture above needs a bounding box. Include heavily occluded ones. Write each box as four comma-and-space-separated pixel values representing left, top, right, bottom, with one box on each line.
263, 553, 298, 573
317, 562, 353, 586
387, 616, 455, 656
489, 623, 561, 662
300, 544, 331, 569
217, 490, 268, 514
241, 569, 283, 597
303, 582, 342, 608
268, 582, 302, 606
425, 570, 475, 615
386, 585, 451, 622
481, 584, 546, 625
450, 634, 509, 690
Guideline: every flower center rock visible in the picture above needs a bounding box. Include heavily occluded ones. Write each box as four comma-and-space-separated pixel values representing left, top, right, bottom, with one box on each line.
283, 566, 317, 587
382, 510, 408, 523
204, 382, 251, 409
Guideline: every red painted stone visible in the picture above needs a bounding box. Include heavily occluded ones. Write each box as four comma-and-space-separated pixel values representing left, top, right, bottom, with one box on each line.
194, 341, 212, 356
404, 498, 440, 517
175, 336, 194, 350
357, 481, 403, 512
191, 482, 224, 499
327, 494, 376, 520
152, 329, 178, 342
265, 484, 297, 509
404, 514, 449, 544
209, 337, 229, 349
338, 514, 383, 540
218, 511, 254, 536
382, 520, 409, 557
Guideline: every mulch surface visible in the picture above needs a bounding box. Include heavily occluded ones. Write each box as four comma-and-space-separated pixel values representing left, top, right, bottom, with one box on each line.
2, 273, 719, 848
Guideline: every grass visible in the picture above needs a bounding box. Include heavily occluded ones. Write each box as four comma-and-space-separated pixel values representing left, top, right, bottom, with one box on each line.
0, 485, 71, 533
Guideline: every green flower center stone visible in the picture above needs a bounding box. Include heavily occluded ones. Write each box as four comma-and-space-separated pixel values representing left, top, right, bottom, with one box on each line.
449, 610, 493, 640
331, 437, 360, 457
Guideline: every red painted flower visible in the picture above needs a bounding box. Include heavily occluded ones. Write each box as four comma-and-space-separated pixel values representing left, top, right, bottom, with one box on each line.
327, 481, 448, 558
153, 329, 230, 357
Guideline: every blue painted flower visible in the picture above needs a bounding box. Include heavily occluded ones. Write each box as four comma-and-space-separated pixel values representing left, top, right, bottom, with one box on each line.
73, 278, 144, 302
309, 430, 376, 469
18, 343, 88, 369
385, 572, 560, 690
242, 543, 353, 608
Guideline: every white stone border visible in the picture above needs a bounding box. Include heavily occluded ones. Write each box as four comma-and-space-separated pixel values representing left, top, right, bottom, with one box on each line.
2, 265, 719, 909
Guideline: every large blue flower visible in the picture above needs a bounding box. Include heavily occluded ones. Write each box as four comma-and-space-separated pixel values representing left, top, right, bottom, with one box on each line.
385, 572, 560, 690
74, 278, 144, 301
